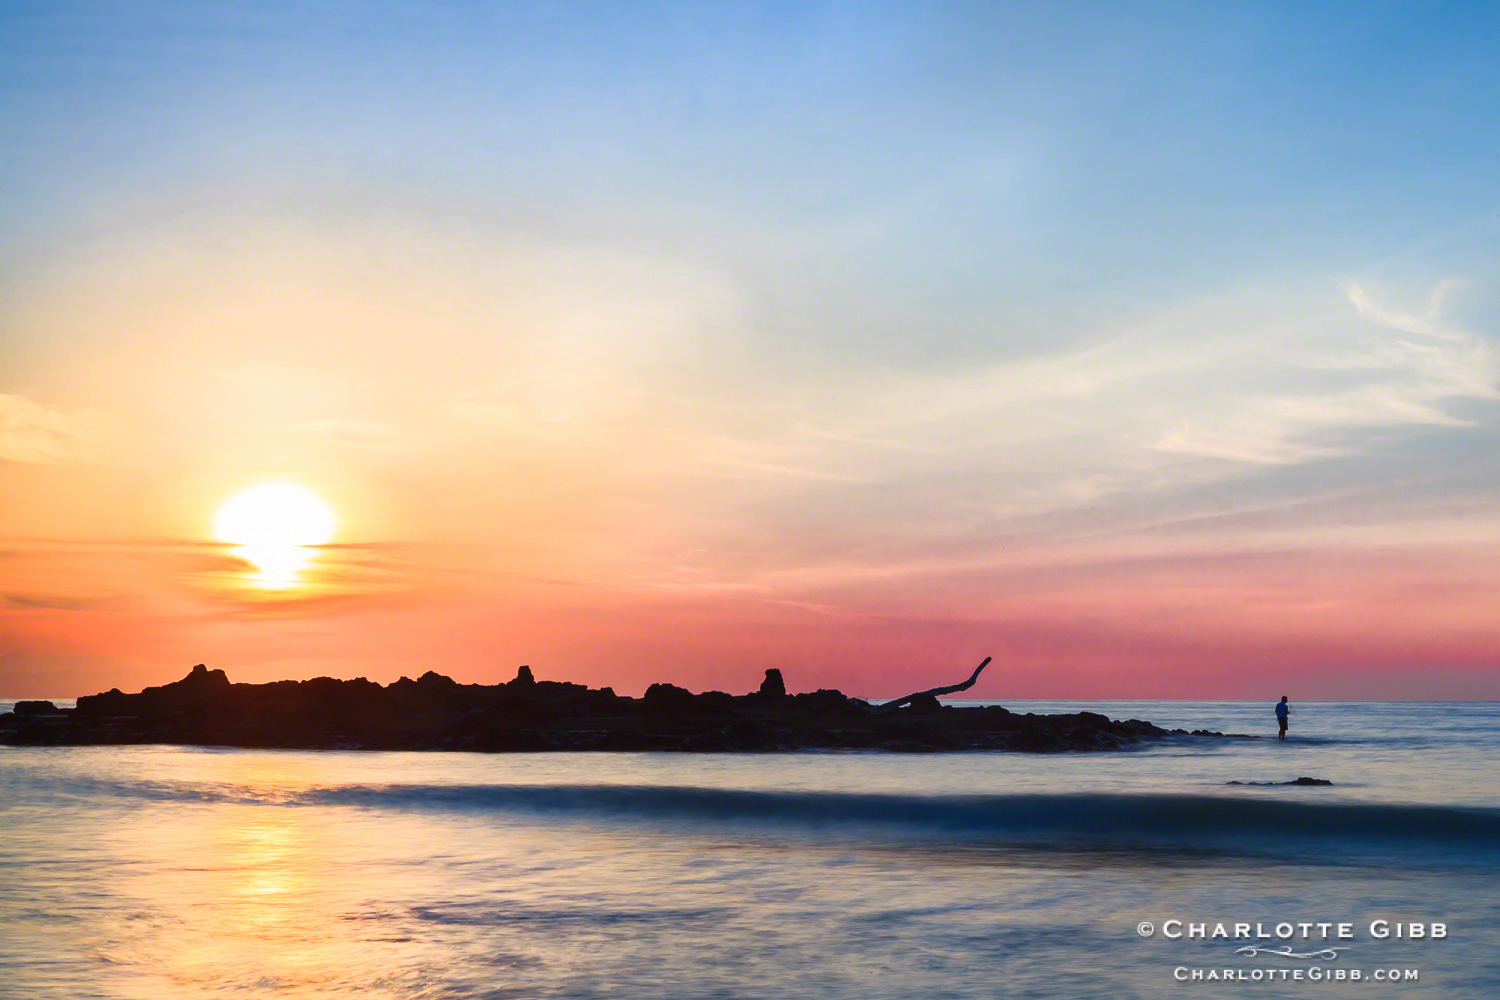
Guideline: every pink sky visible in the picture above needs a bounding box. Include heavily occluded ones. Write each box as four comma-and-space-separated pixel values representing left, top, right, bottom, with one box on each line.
2, 218, 1497, 699
2, 220, 1498, 699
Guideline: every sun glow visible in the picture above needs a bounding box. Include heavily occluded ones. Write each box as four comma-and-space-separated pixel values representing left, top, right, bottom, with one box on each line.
214, 484, 337, 588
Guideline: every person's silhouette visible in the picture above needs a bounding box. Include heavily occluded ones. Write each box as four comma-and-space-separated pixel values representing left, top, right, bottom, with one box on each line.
1275, 696, 1290, 740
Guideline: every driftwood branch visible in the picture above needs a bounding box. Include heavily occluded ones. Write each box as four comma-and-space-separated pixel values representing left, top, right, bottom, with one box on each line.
873, 656, 992, 714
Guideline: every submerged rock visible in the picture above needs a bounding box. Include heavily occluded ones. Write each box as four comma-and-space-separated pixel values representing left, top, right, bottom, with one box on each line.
1226, 777, 1334, 786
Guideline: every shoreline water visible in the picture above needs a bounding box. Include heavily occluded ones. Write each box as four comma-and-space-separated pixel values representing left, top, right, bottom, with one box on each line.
4, 701, 1499, 998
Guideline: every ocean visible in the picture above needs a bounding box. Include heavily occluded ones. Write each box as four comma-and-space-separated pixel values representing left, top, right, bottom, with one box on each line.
2, 700, 1497, 998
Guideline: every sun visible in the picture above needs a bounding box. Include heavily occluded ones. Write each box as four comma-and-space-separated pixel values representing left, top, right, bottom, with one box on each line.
214, 483, 337, 588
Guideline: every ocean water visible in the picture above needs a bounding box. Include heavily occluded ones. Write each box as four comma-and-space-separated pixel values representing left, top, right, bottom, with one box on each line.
2, 700, 1497, 999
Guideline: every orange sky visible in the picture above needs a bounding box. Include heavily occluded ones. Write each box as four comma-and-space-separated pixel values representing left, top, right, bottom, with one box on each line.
3, 5, 1499, 700
2, 215, 1497, 699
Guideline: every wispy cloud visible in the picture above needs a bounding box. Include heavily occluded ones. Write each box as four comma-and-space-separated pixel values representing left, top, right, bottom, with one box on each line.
0, 394, 117, 465
586, 278, 1500, 604
701, 280, 1497, 516
3, 592, 118, 611
1154, 282, 1496, 464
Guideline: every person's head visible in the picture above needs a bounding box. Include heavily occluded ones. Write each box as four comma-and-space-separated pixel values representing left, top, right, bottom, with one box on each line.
1280, 696, 1288, 703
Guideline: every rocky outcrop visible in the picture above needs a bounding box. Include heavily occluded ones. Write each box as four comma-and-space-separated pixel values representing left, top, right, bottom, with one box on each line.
2, 664, 1241, 753
758, 668, 787, 698
1226, 777, 1334, 786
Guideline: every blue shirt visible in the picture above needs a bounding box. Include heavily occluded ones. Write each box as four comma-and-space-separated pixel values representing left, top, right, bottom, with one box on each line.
1276, 702, 1289, 720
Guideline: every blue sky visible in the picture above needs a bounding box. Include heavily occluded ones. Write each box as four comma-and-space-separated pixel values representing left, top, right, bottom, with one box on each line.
6, 3, 1497, 296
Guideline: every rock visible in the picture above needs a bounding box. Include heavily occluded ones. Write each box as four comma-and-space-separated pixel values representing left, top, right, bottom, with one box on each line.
643, 682, 698, 714
905, 693, 942, 714
74, 687, 129, 716
1226, 777, 1334, 786
14, 700, 59, 715
758, 668, 787, 698
184, 663, 227, 685
697, 691, 735, 713
4, 663, 1237, 754
792, 689, 860, 717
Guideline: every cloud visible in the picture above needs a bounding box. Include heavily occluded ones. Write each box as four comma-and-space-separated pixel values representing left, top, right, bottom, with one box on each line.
0, 393, 117, 464
710, 279, 1498, 509
3, 592, 117, 611
1152, 282, 1496, 464
596, 277, 1500, 599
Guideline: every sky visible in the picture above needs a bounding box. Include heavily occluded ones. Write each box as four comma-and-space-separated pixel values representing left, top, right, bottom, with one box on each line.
2, 1, 1498, 700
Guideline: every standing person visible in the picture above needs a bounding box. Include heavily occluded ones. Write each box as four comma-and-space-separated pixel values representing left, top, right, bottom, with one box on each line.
1275, 696, 1290, 740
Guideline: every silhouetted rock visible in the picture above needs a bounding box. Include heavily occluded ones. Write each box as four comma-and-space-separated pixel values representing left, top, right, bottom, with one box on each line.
792, 689, 861, 717
758, 668, 787, 698
14, 700, 60, 716
644, 682, 697, 713
2, 663, 1250, 753
905, 693, 942, 714
184, 663, 228, 686
1226, 777, 1334, 786
74, 687, 129, 716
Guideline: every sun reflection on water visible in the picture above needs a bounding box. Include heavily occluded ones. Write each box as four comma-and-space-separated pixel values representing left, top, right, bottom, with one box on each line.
123, 757, 354, 994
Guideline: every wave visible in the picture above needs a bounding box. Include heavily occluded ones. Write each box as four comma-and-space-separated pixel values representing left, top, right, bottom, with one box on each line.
25, 776, 1500, 860
316, 785, 1500, 851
